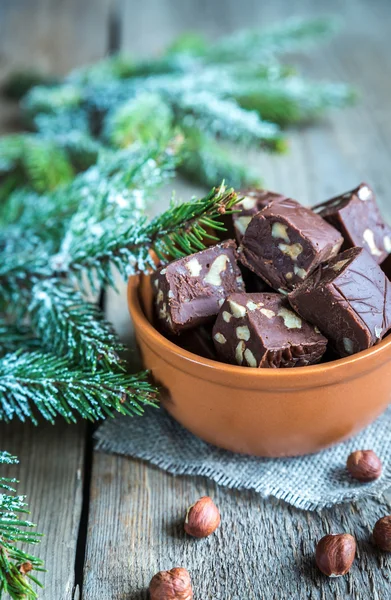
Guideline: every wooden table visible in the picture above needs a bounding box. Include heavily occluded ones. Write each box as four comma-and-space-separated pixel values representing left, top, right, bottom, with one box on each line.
1, 0, 391, 598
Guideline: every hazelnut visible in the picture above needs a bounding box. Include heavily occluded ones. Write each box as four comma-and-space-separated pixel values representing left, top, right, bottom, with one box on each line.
149, 567, 193, 600
346, 450, 382, 482
315, 533, 356, 577
184, 496, 221, 538
373, 516, 391, 551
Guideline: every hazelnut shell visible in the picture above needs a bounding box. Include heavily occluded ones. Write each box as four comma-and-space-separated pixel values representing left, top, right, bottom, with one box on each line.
184, 496, 221, 538
373, 515, 391, 551
315, 533, 356, 577
149, 567, 193, 600
346, 450, 382, 482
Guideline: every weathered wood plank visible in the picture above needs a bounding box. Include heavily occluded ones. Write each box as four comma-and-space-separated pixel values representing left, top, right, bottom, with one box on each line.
83, 454, 391, 600
0, 421, 86, 599
0, 0, 116, 76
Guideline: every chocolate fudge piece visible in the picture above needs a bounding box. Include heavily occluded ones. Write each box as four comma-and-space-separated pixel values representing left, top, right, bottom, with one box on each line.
153, 240, 245, 334
381, 253, 391, 280
153, 307, 217, 360
289, 247, 391, 357
174, 325, 217, 361
240, 265, 273, 294
232, 188, 286, 242
239, 198, 343, 292
313, 183, 391, 264
212, 292, 327, 368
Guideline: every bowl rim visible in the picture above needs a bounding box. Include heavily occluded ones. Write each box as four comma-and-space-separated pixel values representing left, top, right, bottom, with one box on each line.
128, 275, 391, 386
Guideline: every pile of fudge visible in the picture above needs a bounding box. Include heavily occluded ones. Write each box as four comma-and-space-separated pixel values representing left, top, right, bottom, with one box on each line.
152, 183, 391, 368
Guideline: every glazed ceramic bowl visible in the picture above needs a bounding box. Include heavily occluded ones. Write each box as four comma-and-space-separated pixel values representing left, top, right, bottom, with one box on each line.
128, 275, 391, 457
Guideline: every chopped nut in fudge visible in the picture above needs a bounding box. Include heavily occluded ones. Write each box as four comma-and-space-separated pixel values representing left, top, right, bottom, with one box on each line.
212, 292, 327, 368
153, 240, 245, 334
239, 198, 343, 292
313, 183, 391, 264
232, 188, 286, 242
289, 247, 391, 357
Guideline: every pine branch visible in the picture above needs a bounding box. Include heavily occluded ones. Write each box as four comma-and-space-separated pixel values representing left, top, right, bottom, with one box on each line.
0, 451, 44, 600
179, 129, 261, 189
0, 140, 178, 256
28, 280, 125, 370
22, 84, 82, 118
0, 185, 238, 294
0, 134, 74, 194
205, 16, 340, 63
67, 55, 138, 85
169, 91, 285, 150
2, 70, 59, 100
234, 77, 356, 126
0, 353, 158, 424
60, 185, 239, 287
33, 109, 91, 138
105, 93, 174, 148
0, 322, 40, 356
44, 131, 102, 172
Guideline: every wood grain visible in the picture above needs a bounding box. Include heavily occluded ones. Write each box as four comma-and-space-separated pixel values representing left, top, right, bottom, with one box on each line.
0, 421, 86, 599
83, 454, 391, 600
0, 0, 116, 75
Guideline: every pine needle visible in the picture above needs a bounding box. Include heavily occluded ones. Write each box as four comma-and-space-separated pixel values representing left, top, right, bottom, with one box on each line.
0, 353, 158, 424
0, 451, 44, 600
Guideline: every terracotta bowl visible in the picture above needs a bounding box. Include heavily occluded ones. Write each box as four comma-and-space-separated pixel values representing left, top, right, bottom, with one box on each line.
128, 275, 391, 457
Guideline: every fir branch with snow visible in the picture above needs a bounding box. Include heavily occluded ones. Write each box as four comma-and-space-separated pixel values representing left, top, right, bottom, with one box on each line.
12, 16, 355, 189
0, 451, 44, 600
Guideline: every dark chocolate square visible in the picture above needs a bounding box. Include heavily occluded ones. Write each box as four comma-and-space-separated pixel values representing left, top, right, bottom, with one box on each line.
232, 188, 286, 242
289, 247, 391, 357
153, 240, 245, 334
239, 198, 343, 292
313, 183, 391, 264
212, 292, 327, 368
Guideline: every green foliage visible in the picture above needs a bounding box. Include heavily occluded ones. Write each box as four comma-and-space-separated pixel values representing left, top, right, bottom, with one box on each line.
0, 135, 74, 195
68, 55, 137, 85
0, 451, 44, 600
0, 353, 158, 424
60, 184, 239, 286
165, 32, 208, 58
28, 281, 125, 370
168, 91, 285, 150
203, 15, 340, 63
2, 71, 58, 101
234, 78, 357, 126
0, 321, 41, 356
22, 84, 82, 117
17, 16, 354, 188
106, 93, 174, 148
180, 129, 261, 189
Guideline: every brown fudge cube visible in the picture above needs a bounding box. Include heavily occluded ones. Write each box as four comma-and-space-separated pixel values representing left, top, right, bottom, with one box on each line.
239, 198, 343, 292
313, 182, 391, 264
212, 292, 327, 368
289, 247, 391, 357
153, 309, 217, 361
153, 240, 245, 334
240, 265, 274, 294
232, 188, 286, 241
174, 325, 217, 360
